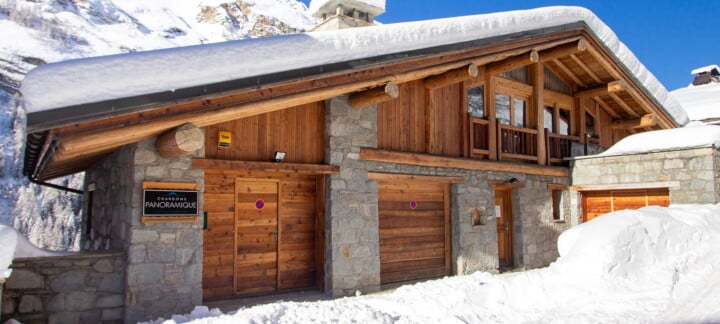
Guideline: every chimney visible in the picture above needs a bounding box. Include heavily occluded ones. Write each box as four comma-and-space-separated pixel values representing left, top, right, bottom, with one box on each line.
691, 64, 720, 86
309, 0, 386, 31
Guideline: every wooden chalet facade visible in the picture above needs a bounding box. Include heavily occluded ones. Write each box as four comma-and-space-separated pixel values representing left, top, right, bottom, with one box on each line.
17, 5, 686, 323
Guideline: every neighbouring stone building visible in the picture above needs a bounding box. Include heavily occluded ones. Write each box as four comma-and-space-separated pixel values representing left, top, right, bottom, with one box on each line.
6, 2, 704, 323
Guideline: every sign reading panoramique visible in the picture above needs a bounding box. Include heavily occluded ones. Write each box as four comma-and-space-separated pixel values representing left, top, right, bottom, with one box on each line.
143, 189, 199, 216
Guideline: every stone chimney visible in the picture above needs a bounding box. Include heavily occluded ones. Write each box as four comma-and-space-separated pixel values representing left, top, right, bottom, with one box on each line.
691, 64, 720, 86
309, 0, 386, 31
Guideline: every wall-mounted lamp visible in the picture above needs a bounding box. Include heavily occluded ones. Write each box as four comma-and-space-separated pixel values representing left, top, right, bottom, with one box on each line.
273, 151, 286, 163
506, 177, 518, 184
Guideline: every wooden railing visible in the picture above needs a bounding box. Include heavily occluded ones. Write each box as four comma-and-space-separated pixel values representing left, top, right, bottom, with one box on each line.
498, 123, 538, 161
469, 118, 489, 157
546, 132, 580, 165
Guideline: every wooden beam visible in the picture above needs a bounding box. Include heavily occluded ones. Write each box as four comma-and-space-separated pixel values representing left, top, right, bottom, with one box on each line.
570, 53, 602, 84
487, 50, 539, 75
488, 180, 526, 189
155, 123, 203, 158
533, 63, 547, 165
552, 58, 587, 87
349, 82, 400, 108
367, 172, 464, 183
360, 148, 569, 177
592, 97, 620, 119
607, 92, 638, 116
574, 80, 625, 98
424, 64, 478, 89
538, 39, 587, 63
611, 113, 656, 129
191, 158, 340, 175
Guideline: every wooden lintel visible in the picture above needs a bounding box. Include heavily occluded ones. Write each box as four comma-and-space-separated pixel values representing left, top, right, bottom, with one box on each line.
348, 82, 400, 108
368, 172, 464, 184
547, 183, 567, 190
488, 50, 539, 75
538, 39, 586, 63
191, 158, 340, 175
360, 148, 568, 177
488, 180, 526, 189
424, 64, 479, 89
611, 114, 656, 129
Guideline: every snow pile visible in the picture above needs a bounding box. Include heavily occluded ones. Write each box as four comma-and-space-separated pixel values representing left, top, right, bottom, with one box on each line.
20, 6, 688, 126
0, 222, 73, 279
145, 204, 720, 323
671, 82, 720, 121
596, 124, 720, 157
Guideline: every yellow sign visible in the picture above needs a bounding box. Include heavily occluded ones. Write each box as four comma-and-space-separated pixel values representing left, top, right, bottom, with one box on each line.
218, 131, 231, 149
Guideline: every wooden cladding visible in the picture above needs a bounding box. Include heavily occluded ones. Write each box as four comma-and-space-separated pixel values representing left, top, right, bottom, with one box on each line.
202, 172, 324, 299
581, 188, 670, 222
205, 101, 324, 164
378, 179, 451, 284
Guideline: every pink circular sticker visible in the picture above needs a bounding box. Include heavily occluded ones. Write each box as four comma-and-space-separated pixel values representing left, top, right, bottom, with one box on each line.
254, 199, 265, 210
409, 200, 418, 210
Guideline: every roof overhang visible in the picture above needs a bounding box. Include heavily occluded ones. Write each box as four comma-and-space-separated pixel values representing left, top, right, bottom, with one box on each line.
21, 10, 685, 181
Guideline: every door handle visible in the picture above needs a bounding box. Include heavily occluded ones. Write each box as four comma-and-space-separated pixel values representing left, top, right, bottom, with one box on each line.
272, 232, 278, 241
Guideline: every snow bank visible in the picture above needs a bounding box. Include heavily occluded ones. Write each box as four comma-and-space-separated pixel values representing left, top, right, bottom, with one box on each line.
0, 222, 74, 279
595, 124, 720, 156
20, 6, 688, 126
145, 204, 720, 323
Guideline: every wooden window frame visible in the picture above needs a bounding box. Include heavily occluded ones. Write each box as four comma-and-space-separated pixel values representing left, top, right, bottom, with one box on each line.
495, 77, 532, 128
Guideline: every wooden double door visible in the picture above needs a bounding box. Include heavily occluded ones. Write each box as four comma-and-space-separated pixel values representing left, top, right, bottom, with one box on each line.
203, 176, 323, 298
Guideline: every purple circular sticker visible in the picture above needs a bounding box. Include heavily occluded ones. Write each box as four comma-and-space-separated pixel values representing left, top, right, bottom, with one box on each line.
255, 199, 265, 210
409, 200, 418, 210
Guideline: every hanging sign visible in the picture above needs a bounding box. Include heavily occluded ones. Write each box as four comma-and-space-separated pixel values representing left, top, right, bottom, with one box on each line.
255, 199, 266, 210
409, 200, 418, 210
143, 189, 199, 216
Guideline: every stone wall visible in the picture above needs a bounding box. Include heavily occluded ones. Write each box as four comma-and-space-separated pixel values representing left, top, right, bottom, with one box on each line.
324, 96, 570, 295
571, 147, 720, 204
2, 252, 125, 324
84, 139, 205, 323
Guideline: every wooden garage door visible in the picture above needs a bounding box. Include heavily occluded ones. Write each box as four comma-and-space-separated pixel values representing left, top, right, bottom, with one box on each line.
203, 175, 322, 299
582, 188, 670, 222
378, 180, 451, 284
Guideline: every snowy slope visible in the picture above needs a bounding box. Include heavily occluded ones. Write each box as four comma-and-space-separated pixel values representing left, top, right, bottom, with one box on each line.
143, 204, 720, 323
0, 0, 316, 249
671, 82, 720, 122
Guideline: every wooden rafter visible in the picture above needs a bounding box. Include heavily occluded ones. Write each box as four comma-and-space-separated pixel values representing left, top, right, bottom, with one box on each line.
593, 96, 621, 119
538, 39, 587, 63
607, 92, 638, 116
487, 50, 539, 75
349, 82, 400, 108
570, 53, 602, 84
424, 64, 479, 89
575, 80, 624, 98
552, 58, 587, 87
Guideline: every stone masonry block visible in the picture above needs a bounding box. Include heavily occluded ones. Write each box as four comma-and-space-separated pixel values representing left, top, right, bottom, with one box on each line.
6, 269, 44, 289
50, 270, 88, 293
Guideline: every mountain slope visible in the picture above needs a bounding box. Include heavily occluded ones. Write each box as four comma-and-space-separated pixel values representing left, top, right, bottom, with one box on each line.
0, 0, 316, 250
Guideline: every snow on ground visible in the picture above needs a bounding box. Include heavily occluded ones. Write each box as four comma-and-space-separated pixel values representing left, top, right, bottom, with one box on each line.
596, 123, 720, 157
0, 222, 73, 279
20, 6, 688, 126
143, 204, 720, 323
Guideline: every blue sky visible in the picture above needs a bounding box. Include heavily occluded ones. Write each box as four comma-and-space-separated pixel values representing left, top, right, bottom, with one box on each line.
300, 0, 719, 91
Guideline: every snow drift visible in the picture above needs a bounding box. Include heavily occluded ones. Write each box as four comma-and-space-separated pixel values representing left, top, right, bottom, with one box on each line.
145, 204, 720, 323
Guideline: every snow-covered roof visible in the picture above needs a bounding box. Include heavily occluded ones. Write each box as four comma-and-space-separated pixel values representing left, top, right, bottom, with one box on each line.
691, 64, 720, 76
595, 124, 720, 157
671, 82, 720, 122
20, 6, 688, 126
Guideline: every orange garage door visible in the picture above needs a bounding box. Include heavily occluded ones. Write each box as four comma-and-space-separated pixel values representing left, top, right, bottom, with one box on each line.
582, 188, 670, 222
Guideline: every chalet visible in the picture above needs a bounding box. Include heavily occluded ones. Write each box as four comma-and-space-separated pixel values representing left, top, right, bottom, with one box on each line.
6, 2, 690, 323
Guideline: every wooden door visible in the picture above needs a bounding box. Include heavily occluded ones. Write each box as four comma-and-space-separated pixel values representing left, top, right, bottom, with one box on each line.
582, 188, 670, 222
235, 179, 279, 295
378, 180, 451, 284
495, 189, 513, 268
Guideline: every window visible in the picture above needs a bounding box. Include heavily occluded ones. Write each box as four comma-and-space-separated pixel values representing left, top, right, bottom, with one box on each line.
544, 105, 571, 135
551, 189, 563, 221
585, 111, 596, 136
496, 94, 527, 127
558, 108, 570, 135
467, 85, 484, 118
499, 66, 528, 84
